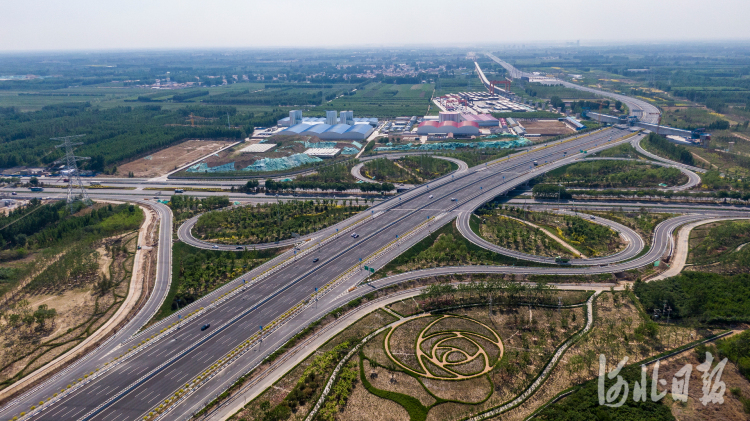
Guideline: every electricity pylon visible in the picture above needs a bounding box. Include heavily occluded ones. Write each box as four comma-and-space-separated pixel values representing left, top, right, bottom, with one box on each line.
52, 135, 92, 209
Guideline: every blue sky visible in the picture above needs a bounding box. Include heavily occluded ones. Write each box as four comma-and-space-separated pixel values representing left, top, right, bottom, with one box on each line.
1, 0, 748, 51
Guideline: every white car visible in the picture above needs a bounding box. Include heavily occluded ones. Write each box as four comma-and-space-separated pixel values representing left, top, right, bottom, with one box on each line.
212, 245, 219, 249
429, 195, 433, 199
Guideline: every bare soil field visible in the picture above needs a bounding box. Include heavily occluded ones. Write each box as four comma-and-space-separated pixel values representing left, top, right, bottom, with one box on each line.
116, 139, 235, 178
0, 231, 138, 390
518, 119, 575, 136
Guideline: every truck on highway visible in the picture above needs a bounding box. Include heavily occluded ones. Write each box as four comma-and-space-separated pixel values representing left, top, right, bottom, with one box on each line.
174, 189, 184, 193
555, 256, 570, 264
533, 160, 538, 166
29, 187, 44, 192
90, 181, 101, 186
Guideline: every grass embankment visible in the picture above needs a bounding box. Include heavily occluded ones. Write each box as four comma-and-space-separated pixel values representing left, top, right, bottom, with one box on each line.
193, 200, 367, 244
0, 201, 143, 390
362, 156, 456, 184
686, 220, 750, 273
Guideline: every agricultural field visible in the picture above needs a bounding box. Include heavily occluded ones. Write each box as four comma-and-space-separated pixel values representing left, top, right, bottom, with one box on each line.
543, 160, 687, 189
482, 206, 625, 258
361, 156, 456, 184
192, 200, 368, 244
322, 83, 435, 118
0, 201, 144, 390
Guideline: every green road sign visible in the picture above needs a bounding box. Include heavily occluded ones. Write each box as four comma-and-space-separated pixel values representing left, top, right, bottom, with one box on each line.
364, 266, 369, 271
370, 268, 375, 273
654, 260, 660, 267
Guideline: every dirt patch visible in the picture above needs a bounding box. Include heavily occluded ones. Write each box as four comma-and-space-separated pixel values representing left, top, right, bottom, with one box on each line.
117, 139, 235, 178
364, 359, 436, 406
338, 372, 409, 421
518, 120, 575, 136
663, 351, 750, 421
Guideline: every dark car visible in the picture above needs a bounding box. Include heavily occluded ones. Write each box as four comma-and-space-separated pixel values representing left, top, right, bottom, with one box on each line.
236, 246, 244, 250
201, 324, 211, 331
313, 257, 319, 263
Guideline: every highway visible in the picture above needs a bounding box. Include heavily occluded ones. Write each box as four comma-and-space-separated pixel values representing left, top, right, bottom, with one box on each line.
3, 126, 744, 421
485, 53, 661, 124
630, 135, 707, 173
2, 127, 633, 421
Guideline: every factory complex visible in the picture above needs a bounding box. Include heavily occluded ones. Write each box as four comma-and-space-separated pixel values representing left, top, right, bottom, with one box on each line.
277, 110, 377, 141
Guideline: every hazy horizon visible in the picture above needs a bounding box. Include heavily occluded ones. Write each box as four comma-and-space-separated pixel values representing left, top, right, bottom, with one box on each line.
1, 0, 748, 52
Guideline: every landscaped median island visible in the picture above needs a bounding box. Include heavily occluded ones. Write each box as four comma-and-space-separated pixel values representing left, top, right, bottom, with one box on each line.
0, 200, 144, 391
474, 204, 625, 258
193, 200, 368, 244
361, 156, 457, 184
543, 160, 688, 189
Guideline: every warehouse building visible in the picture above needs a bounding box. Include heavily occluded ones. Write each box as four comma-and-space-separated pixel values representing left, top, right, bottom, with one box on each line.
416, 121, 480, 136
460, 113, 499, 127
278, 110, 377, 127
280, 122, 374, 140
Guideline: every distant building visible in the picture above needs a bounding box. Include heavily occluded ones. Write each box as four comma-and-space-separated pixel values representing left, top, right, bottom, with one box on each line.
304, 148, 341, 159
460, 113, 499, 127
416, 121, 480, 136
326, 110, 338, 125
280, 123, 374, 141
339, 111, 354, 125
290, 110, 303, 126
278, 111, 377, 127
439, 112, 461, 123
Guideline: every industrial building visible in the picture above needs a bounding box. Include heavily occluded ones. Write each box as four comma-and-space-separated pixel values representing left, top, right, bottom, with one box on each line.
438, 112, 461, 123
304, 148, 341, 159
460, 113, 499, 127
416, 120, 480, 136
280, 122, 374, 141
278, 110, 377, 127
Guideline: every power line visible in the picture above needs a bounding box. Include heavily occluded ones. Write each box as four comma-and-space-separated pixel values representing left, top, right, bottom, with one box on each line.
52, 135, 92, 210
